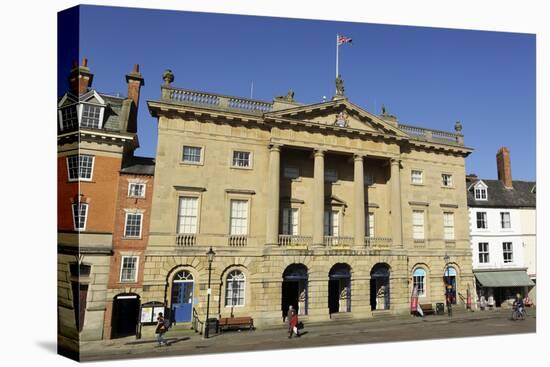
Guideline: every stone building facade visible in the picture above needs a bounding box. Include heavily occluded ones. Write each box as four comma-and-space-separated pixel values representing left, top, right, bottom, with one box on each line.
57, 59, 144, 351
140, 71, 474, 330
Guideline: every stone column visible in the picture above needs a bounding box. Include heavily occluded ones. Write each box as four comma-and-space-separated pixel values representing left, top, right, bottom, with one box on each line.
313, 149, 325, 245
390, 158, 403, 247
266, 144, 281, 245
354, 154, 366, 248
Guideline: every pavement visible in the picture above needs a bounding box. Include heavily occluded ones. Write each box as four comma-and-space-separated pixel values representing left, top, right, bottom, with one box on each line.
79, 307, 536, 362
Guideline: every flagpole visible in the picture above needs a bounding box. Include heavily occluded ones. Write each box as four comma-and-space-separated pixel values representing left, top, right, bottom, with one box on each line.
336, 33, 339, 79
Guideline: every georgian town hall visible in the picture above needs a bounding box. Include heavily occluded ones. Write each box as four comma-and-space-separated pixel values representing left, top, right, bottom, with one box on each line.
139, 70, 474, 328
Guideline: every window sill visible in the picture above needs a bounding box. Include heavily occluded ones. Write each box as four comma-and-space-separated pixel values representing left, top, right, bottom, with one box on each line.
411, 183, 424, 186
180, 161, 204, 166
231, 165, 253, 170
441, 186, 454, 189
123, 236, 142, 240
119, 280, 138, 284
224, 304, 245, 308
67, 179, 94, 183
127, 195, 146, 199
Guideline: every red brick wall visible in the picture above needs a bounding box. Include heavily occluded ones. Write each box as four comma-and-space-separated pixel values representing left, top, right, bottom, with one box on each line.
58, 156, 79, 231
58, 154, 122, 232
80, 155, 122, 232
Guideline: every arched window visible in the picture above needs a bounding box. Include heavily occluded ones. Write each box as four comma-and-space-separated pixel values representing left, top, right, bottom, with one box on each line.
173, 270, 193, 282
413, 268, 427, 297
225, 270, 246, 307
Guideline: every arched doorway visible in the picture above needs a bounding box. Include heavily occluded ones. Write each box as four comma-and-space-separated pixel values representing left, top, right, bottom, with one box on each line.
282, 264, 308, 319
171, 270, 194, 323
444, 266, 457, 304
370, 264, 390, 310
328, 263, 351, 315
111, 293, 140, 338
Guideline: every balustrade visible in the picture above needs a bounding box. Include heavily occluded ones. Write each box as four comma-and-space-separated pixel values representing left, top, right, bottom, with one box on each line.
176, 234, 196, 247
364, 237, 392, 250
163, 86, 273, 114
324, 236, 354, 247
228, 235, 248, 247
398, 123, 461, 145
278, 235, 312, 247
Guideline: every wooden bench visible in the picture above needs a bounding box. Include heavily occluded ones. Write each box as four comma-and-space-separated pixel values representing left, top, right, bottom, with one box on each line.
419, 303, 436, 315
218, 316, 255, 333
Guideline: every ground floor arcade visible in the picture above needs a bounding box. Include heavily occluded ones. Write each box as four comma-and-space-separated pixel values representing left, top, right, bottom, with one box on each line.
102, 251, 474, 339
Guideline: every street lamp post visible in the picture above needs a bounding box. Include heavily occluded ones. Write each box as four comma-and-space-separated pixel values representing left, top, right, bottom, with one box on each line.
204, 247, 216, 339
444, 254, 452, 317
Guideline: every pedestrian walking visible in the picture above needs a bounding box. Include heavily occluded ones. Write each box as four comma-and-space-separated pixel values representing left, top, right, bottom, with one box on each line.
288, 309, 300, 338
155, 312, 169, 346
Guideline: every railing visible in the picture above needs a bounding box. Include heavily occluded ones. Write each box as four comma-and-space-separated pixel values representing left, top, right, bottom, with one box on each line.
324, 236, 354, 247
176, 234, 196, 247
278, 235, 312, 247
398, 123, 463, 145
163, 86, 273, 114
365, 237, 392, 250
191, 308, 204, 335
228, 235, 248, 247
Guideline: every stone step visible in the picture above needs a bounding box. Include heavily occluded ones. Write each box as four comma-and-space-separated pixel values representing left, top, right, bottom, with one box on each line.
329, 312, 354, 321
371, 310, 394, 319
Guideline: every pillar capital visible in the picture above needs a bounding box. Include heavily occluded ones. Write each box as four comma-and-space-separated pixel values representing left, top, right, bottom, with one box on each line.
269, 143, 282, 152
353, 153, 366, 161
390, 157, 401, 166
313, 148, 326, 157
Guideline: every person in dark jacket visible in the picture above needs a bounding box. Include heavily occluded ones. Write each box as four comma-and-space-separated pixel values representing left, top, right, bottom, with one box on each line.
155, 312, 168, 346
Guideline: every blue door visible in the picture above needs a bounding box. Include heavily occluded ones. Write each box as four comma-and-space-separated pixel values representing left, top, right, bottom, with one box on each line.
172, 282, 193, 322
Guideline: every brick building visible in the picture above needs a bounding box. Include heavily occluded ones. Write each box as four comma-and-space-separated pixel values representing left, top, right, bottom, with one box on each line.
103, 157, 155, 339
57, 59, 145, 351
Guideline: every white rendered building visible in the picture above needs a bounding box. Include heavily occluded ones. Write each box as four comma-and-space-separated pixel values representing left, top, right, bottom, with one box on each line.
467, 147, 535, 308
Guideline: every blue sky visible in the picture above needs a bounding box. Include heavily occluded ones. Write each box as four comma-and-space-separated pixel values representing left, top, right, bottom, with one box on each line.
61, 5, 536, 181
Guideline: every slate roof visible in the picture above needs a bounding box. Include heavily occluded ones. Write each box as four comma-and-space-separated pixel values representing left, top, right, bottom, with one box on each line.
120, 156, 155, 176
100, 93, 125, 132
466, 178, 536, 208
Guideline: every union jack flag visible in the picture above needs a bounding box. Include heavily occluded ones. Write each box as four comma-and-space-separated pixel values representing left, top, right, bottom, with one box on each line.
337, 35, 352, 45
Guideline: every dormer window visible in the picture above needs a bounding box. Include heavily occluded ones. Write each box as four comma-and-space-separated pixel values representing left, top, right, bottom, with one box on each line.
60, 106, 78, 130
474, 187, 487, 200
473, 181, 488, 201
58, 91, 106, 131
80, 104, 103, 128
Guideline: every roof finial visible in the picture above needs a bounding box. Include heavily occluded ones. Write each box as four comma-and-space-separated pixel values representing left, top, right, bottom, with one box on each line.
162, 69, 174, 86
454, 120, 463, 133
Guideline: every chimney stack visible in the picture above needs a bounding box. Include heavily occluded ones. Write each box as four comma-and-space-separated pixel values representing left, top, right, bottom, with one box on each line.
126, 64, 144, 109
68, 57, 94, 95
496, 147, 513, 189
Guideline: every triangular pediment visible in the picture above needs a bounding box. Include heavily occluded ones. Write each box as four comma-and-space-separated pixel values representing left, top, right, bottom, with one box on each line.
265, 98, 409, 138
58, 90, 106, 108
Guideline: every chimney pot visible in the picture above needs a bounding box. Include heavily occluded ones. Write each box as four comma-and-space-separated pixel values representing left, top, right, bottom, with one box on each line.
68, 57, 93, 95
133, 64, 139, 73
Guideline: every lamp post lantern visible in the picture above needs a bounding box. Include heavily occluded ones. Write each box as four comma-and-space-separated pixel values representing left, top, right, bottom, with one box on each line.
204, 247, 216, 338
444, 254, 452, 317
